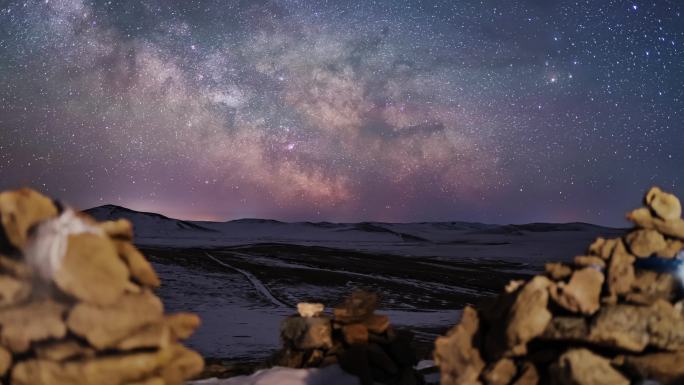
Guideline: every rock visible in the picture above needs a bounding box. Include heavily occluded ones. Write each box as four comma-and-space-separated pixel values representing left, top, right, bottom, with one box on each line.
626, 229, 667, 258
627, 208, 684, 240
549, 348, 629, 385
334, 291, 378, 323
159, 344, 205, 385
343, 323, 370, 345
646, 186, 682, 221
511, 362, 538, 385
549, 268, 604, 315
165, 312, 201, 340
0, 275, 31, 307
0, 299, 67, 352
0, 255, 33, 279
67, 290, 164, 350
605, 240, 635, 298
659, 239, 683, 258
11, 350, 165, 385
541, 317, 588, 342
621, 350, 684, 385
506, 276, 553, 354
435, 306, 485, 385
126, 378, 165, 385
364, 314, 390, 334
573, 256, 605, 269
589, 301, 684, 352
482, 358, 516, 385
367, 343, 398, 375
626, 270, 677, 305
587, 237, 618, 259
55, 233, 130, 306
0, 188, 58, 249
297, 302, 324, 318
35, 340, 95, 361
114, 241, 160, 288
0, 346, 11, 376
281, 316, 333, 350
115, 321, 171, 350
98, 219, 134, 240
545, 263, 572, 281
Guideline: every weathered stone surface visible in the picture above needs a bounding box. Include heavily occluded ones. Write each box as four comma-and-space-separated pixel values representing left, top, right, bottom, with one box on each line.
0, 275, 31, 307
550, 268, 604, 315
627, 208, 684, 239
67, 290, 164, 349
572, 255, 605, 269
114, 241, 160, 288
98, 219, 133, 240
0, 299, 67, 352
334, 291, 377, 323
160, 344, 205, 385
343, 323, 369, 345
364, 314, 390, 334
589, 300, 684, 352
506, 276, 553, 354
511, 362, 538, 385
55, 233, 130, 306
165, 312, 201, 341
626, 229, 667, 258
435, 306, 485, 385
125, 378, 165, 385
606, 240, 635, 298
116, 322, 171, 350
659, 239, 683, 258
626, 270, 677, 305
0, 188, 58, 249
0, 346, 11, 376
281, 316, 333, 350
646, 186, 682, 221
34, 340, 96, 361
621, 350, 684, 385
11, 351, 165, 385
545, 263, 572, 281
297, 302, 324, 318
541, 317, 588, 342
482, 358, 516, 385
587, 237, 618, 259
0, 255, 33, 279
549, 348, 629, 385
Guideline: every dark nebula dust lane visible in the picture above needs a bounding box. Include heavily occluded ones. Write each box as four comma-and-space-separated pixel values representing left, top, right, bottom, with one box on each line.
0, 0, 682, 225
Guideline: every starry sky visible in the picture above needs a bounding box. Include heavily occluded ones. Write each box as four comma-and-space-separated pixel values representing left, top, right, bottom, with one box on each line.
0, 0, 682, 225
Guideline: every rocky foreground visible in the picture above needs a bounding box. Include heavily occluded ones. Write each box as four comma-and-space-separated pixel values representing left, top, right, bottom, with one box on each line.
434, 187, 684, 385
0, 188, 204, 384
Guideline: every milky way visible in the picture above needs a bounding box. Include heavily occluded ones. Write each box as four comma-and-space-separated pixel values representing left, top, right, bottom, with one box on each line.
0, 0, 682, 225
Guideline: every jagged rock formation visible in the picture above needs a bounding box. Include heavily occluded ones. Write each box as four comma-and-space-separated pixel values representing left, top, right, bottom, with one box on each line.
276, 291, 422, 385
435, 186, 684, 385
0, 188, 204, 385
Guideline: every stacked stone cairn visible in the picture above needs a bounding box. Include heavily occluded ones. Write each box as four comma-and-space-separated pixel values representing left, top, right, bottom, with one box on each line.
0, 188, 204, 385
277, 291, 423, 385
434, 186, 684, 385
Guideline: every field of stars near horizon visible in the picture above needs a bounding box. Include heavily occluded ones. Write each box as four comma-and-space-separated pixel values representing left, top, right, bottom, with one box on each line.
0, 0, 682, 226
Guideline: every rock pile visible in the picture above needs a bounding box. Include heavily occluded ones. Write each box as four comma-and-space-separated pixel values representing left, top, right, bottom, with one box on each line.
435, 186, 684, 385
277, 291, 422, 385
0, 188, 204, 385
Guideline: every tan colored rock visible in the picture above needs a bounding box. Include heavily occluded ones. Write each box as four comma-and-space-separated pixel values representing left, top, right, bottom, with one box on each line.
0, 188, 58, 249
549, 348, 628, 385
55, 233, 130, 306
67, 290, 164, 349
0, 299, 67, 352
116, 322, 171, 351
626, 229, 667, 258
35, 340, 95, 361
545, 263, 572, 281
11, 350, 166, 385
606, 240, 635, 298
482, 358, 516, 385
434, 306, 485, 385
160, 344, 205, 385
0, 255, 32, 279
98, 218, 134, 240
587, 237, 618, 259
343, 323, 369, 345
573, 255, 605, 269
506, 276, 553, 355
626, 270, 677, 305
364, 314, 390, 334
165, 312, 201, 340
659, 239, 683, 258
541, 317, 588, 342
0, 346, 11, 376
511, 362, 538, 385
646, 186, 682, 221
589, 300, 684, 352
114, 241, 160, 288
627, 208, 684, 239
297, 302, 324, 318
125, 378, 165, 385
0, 275, 31, 307
549, 268, 604, 315
622, 350, 684, 385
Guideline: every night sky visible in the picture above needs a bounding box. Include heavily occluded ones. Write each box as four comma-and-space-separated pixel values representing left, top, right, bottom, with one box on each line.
0, 0, 682, 225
